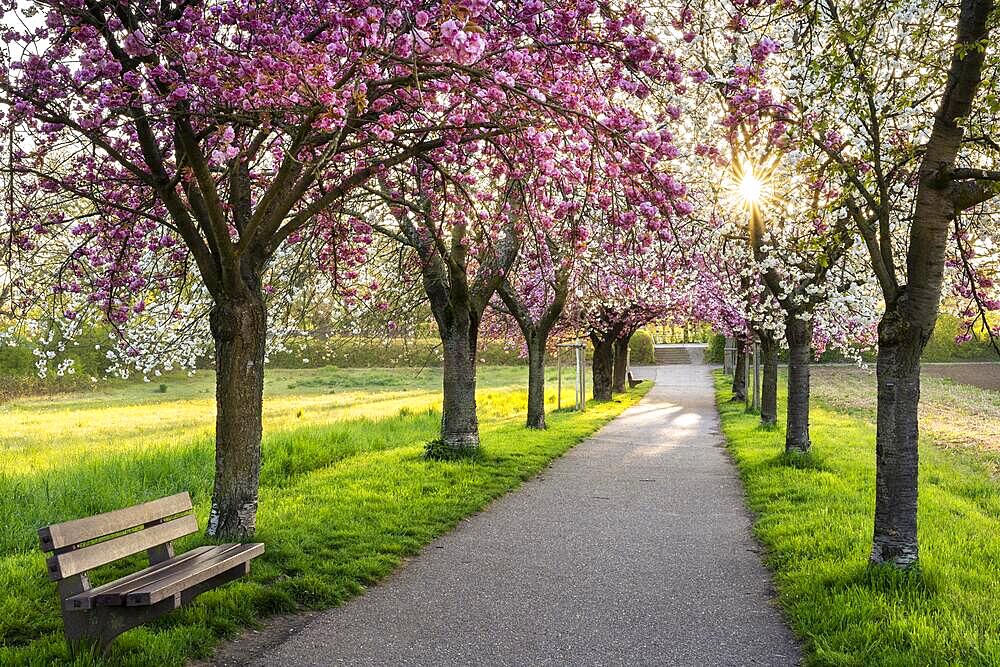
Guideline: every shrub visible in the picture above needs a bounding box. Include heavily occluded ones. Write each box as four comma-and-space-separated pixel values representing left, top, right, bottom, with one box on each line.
0, 331, 121, 398
706, 333, 726, 363
266, 336, 528, 369
922, 313, 997, 362
629, 330, 656, 364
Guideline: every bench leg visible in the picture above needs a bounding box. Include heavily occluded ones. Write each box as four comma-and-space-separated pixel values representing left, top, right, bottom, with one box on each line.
64, 595, 181, 656
62, 562, 250, 655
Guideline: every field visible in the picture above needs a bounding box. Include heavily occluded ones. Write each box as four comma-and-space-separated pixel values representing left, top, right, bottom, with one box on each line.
810, 365, 1000, 459
920, 363, 1000, 392
0, 366, 645, 666
715, 367, 1000, 665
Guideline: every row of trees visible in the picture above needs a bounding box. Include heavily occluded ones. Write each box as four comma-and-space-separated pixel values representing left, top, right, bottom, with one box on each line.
1, 0, 998, 572
680, 0, 1000, 568
0, 0, 688, 537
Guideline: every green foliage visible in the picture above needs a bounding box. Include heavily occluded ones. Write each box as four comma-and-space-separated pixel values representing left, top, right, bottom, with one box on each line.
814, 313, 997, 363
701, 312, 998, 366
629, 330, 655, 364
705, 333, 726, 364
0, 336, 535, 400
647, 323, 713, 343
921, 313, 997, 362
713, 370, 1000, 665
0, 332, 121, 399
0, 366, 647, 666
267, 336, 528, 369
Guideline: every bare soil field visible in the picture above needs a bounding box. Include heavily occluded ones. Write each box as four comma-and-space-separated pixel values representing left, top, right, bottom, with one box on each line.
921, 362, 1000, 392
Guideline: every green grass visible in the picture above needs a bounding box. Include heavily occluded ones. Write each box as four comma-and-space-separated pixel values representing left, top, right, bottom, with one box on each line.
713, 371, 1000, 666
0, 365, 646, 666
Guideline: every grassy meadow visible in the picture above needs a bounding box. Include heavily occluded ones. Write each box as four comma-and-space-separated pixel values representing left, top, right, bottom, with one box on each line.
714, 370, 1000, 666
0, 365, 647, 666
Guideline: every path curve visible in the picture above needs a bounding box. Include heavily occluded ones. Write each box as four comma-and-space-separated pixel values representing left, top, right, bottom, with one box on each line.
247, 364, 801, 666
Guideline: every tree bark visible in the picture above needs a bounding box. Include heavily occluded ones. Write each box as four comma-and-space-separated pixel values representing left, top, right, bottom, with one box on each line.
731, 337, 747, 402
438, 311, 481, 451
591, 335, 614, 401
612, 334, 631, 394
871, 303, 921, 566
525, 333, 547, 429
785, 316, 812, 453
759, 331, 778, 427
206, 289, 266, 539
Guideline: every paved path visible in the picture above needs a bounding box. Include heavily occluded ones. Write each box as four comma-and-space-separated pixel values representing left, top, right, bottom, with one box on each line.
249, 364, 801, 666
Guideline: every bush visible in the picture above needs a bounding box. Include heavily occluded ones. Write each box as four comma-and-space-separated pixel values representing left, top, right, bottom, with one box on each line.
922, 313, 997, 362
0, 331, 122, 399
629, 330, 655, 364
701, 312, 998, 367
266, 336, 528, 369
706, 333, 726, 363
811, 313, 996, 363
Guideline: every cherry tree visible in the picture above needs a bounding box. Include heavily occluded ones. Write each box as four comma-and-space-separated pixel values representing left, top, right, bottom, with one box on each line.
792, 0, 998, 567
492, 199, 577, 430
491, 121, 689, 427
494, 244, 572, 429
721, 0, 1000, 565
670, 0, 880, 448
674, 229, 757, 401
742, 165, 872, 449
677, 0, 997, 567
0, 0, 678, 533
365, 95, 690, 449
949, 203, 1000, 352
577, 239, 684, 400
362, 161, 522, 454
678, 198, 784, 422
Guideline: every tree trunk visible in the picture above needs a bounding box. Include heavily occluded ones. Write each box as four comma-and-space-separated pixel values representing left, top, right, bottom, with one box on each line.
870, 303, 922, 567
591, 336, 614, 401
497, 278, 567, 431
759, 332, 778, 427
440, 318, 480, 451
526, 333, 547, 429
865, 0, 994, 568
731, 338, 747, 402
612, 335, 631, 394
785, 316, 812, 453
207, 290, 266, 539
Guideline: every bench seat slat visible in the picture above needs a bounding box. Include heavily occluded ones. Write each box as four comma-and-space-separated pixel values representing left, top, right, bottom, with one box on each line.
94, 544, 240, 606
63, 546, 219, 610
39, 492, 193, 552
126, 542, 264, 606
46, 515, 199, 580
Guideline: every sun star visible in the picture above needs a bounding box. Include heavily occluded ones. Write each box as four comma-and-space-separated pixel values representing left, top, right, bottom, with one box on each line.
739, 170, 764, 205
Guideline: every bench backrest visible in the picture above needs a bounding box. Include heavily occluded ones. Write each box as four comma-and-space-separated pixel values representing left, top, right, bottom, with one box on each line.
39, 492, 196, 581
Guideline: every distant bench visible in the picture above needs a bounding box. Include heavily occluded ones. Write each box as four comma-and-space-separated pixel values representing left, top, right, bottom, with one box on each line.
39, 492, 263, 653
626, 370, 644, 388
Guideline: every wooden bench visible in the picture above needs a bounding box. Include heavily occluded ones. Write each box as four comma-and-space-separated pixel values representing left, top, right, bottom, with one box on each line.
39, 492, 263, 653
626, 370, 644, 388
